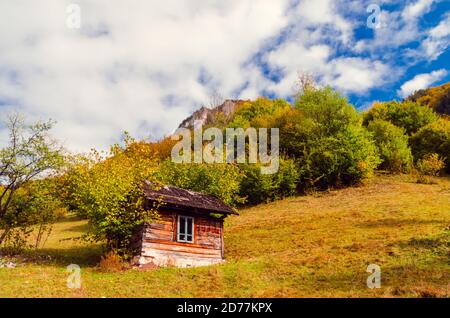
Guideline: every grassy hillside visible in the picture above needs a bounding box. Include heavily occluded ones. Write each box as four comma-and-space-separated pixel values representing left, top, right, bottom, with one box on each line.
0, 174, 449, 297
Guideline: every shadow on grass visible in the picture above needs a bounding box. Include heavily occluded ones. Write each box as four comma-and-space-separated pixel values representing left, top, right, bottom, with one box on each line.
397, 234, 449, 257
55, 214, 86, 223
62, 223, 90, 233
357, 218, 445, 228
34, 245, 102, 267
309, 263, 448, 297
1, 244, 103, 268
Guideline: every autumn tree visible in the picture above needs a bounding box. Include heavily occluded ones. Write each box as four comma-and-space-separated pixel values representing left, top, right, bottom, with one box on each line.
410, 119, 450, 172
156, 160, 244, 207
367, 119, 413, 173
0, 114, 64, 246
64, 134, 159, 256
293, 87, 380, 189
363, 100, 438, 135
407, 82, 450, 115
3, 178, 65, 251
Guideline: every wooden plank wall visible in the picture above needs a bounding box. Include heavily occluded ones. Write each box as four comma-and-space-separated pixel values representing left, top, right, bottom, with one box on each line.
145, 212, 174, 242
139, 210, 225, 267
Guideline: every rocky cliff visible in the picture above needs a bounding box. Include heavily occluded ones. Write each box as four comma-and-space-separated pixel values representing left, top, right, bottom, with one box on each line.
178, 99, 247, 129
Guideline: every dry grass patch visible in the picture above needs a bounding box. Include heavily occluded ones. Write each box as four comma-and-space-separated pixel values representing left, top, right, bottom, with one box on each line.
0, 174, 448, 297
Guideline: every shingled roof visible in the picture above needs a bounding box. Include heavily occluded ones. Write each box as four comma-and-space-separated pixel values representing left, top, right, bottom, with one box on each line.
143, 181, 237, 215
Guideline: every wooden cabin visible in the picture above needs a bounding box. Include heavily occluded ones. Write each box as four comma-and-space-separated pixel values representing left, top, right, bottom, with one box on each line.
133, 182, 237, 268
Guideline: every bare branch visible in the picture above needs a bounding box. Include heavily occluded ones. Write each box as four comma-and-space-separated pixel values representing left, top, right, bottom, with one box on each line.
208, 88, 224, 109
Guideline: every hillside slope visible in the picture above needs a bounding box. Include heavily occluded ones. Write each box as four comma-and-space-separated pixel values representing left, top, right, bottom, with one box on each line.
407, 82, 450, 115
0, 174, 449, 297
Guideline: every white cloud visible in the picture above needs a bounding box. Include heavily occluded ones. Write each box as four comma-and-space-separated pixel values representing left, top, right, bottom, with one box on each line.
402, 0, 434, 21
354, 0, 435, 55
0, 0, 290, 152
421, 13, 450, 60
294, 0, 353, 44
0, 0, 443, 152
266, 43, 392, 96
266, 43, 331, 96
326, 58, 393, 94
397, 69, 447, 98
261, 0, 396, 96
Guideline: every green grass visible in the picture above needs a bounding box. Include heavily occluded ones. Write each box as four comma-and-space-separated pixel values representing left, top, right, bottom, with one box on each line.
1, 174, 449, 297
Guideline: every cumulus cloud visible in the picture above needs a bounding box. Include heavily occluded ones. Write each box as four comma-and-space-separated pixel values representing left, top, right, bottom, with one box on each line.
402, 0, 434, 21
265, 43, 331, 96
0, 0, 290, 151
326, 58, 393, 94
294, 0, 353, 44
0, 0, 447, 152
397, 69, 447, 98
260, 0, 395, 96
354, 0, 435, 54
421, 12, 450, 60
266, 44, 393, 96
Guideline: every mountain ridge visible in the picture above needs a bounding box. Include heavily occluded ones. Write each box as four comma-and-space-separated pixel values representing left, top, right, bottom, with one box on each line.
177, 81, 450, 131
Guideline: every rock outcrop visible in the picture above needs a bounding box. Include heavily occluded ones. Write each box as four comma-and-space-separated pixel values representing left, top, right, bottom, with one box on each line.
178, 99, 246, 129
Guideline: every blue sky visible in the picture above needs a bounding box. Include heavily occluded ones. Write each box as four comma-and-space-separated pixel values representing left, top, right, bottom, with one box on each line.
347, 0, 450, 108
0, 0, 449, 152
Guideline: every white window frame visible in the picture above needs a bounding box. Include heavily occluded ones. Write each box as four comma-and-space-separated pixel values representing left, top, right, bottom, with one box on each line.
177, 215, 194, 243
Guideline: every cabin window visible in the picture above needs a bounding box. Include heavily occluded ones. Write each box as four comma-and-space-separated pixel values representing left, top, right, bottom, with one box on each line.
177, 215, 194, 243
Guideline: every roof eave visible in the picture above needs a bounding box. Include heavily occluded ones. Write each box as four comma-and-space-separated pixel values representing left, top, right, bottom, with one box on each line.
146, 199, 238, 216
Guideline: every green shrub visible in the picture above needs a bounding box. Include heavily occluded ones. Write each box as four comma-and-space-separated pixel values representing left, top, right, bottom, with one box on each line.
229, 98, 291, 129
267, 107, 309, 158
416, 153, 446, 176
363, 101, 438, 135
238, 164, 277, 205
435, 90, 450, 115
238, 158, 300, 205
410, 119, 450, 172
64, 136, 159, 256
1, 179, 64, 252
367, 119, 413, 173
276, 158, 301, 198
290, 87, 380, 189
295, 86, 360, 136
415, 153, 446, 184
299, 125, 381, 189
98, 251, 126, 272
156, 160, 244, 206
